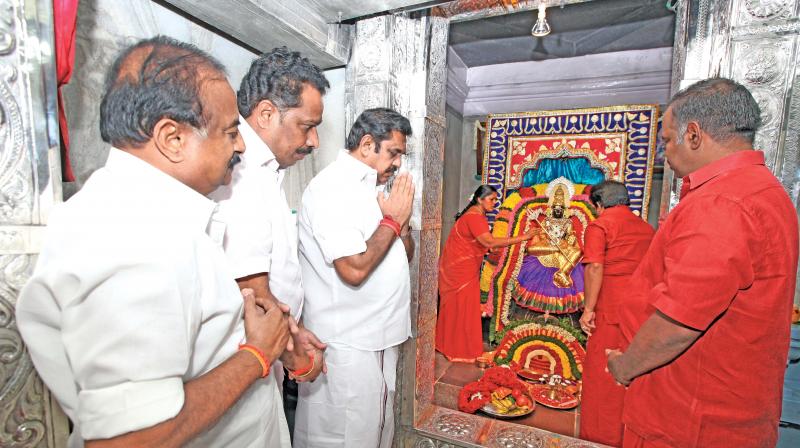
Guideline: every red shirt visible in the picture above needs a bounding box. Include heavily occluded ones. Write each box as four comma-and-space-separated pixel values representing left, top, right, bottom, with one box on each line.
583, 205, 655, 313
583, 206, 655, 277
620, 150, 799, 447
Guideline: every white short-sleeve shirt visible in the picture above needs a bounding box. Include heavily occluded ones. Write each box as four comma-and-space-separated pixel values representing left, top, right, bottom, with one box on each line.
209, 118, 303, 317
15, 149, 290, 448
298, 151, 411, 351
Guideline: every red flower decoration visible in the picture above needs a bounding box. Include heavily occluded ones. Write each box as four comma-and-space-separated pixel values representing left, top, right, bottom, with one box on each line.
457, 367, 532, 414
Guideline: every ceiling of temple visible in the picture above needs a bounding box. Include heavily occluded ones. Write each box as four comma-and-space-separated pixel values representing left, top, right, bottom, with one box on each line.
305, 0, 431, 21
449, 0, 675, 67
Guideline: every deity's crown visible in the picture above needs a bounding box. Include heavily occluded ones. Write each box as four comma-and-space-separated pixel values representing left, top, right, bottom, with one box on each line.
552, 187, 567, 207
545, 177, 575, 209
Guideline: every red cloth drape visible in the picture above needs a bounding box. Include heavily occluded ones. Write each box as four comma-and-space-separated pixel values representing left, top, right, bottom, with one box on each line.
54, 0, 78, 181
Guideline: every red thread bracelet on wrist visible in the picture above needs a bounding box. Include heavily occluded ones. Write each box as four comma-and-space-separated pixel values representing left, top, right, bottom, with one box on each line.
382, 215, 400, 227
238, 344, 271, 378
380, 216, 401, 237
292, 355, 316, 378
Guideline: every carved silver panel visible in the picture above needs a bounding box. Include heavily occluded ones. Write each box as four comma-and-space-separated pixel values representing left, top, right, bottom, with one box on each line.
729, 0, 799, 195
425, 19, 448, 126
781, 69, 800, 197
0, 0, 67, 446
485, 425, 546, 448
414, 438, 438, 448
728, 37, 794, 171
0, 1, 33, 226
735, 0, 796, 25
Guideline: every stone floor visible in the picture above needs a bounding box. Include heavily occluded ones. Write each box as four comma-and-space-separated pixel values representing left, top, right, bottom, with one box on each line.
778, 423, 800, 447
433, 352, 581, 438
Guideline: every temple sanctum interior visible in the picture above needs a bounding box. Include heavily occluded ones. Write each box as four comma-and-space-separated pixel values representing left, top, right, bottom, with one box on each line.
1, 0, 799, 447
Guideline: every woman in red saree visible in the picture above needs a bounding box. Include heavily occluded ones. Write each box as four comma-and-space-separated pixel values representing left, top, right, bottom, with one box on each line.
436, 185, 535, 362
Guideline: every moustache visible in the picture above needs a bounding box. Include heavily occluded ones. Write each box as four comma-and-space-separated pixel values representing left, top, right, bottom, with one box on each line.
228, 152, 242, 169
384, 166, 398, 175
295, 147, 314, 156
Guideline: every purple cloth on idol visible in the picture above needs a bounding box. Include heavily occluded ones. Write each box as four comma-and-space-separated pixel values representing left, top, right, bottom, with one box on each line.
516, 256, 585, 298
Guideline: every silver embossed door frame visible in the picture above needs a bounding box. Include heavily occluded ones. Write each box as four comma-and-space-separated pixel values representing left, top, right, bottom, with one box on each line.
1, 0, 68, 446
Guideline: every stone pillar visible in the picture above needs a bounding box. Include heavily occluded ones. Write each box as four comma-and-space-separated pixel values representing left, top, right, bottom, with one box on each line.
343, 12, 449, 443
0, 0, 69, 446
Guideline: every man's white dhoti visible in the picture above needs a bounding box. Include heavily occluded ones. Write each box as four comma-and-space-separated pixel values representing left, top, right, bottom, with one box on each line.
293, 344, 398, 448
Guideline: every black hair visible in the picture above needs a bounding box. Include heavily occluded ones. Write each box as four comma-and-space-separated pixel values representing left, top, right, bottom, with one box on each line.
346, 108, 412, 152
237, 46, 329, 118
589, 180, 630, 209
456, 185, 498, 219
99, 35, 226, 148
668, 77, 762, 144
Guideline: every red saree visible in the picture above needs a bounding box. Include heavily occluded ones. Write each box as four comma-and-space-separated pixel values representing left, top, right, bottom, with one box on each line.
435, 213, 489, 362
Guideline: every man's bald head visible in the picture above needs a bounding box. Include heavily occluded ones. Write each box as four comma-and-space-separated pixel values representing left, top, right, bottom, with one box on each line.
99, 35, 227, 148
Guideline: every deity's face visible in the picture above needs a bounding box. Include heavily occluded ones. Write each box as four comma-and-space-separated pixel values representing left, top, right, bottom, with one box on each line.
256, 83, 324, 169
552, 205, 565, 219
478, 192, 498, 212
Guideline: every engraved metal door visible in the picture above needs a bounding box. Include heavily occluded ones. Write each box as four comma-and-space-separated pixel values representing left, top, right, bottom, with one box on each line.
1, 0, 69, 446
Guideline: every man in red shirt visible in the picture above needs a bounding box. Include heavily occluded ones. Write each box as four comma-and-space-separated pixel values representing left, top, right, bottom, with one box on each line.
579, 180, 655, 447
607, 78, 798, 448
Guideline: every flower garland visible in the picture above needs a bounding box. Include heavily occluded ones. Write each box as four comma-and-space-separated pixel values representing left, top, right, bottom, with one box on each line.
457, 380, 495, 413
457, 366, 531, 414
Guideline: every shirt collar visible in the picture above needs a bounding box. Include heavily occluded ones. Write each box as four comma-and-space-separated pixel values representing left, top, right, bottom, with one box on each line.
105, 148, 218, 232
238, 116, 281, 173
683, 150, 765, 193
337, 150, 378, 186
602, 205, 632, 218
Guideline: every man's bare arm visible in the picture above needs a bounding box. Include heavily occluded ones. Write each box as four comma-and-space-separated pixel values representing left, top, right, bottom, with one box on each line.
579, 263, 603, 335
475, 231, 535, 249
236, 272, 269, 302
606, 310, 701, 385
334, 226, 397, 287
333, 173, 414, 286
400, 225, 414, 261
86, 294, 290, 448
582, 263, 603, 313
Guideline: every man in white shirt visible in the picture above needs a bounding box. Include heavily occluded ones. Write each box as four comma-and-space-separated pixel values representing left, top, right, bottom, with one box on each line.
210, 47, 329, 384
15, 36, 293, 447
295, 108, 415, 448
